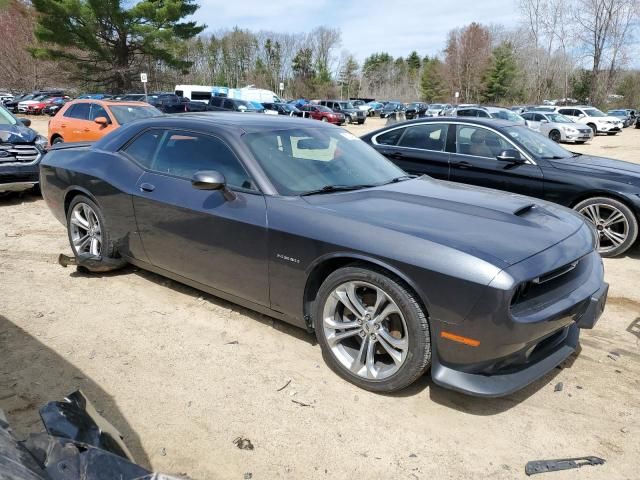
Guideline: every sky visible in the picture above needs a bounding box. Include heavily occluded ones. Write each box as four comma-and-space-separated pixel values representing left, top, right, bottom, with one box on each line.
195, 0, 521, 60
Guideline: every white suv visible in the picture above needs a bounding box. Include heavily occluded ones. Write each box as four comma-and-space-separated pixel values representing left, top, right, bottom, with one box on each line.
555, 106, 623, 136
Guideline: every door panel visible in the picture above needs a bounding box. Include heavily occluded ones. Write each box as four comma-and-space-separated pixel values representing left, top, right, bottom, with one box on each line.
449, 125, 544, 198
133, 173, 270, 306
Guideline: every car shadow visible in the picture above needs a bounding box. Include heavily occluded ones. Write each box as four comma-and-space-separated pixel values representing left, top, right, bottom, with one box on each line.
0, 189, 41, 206
627, 317, 640, 339
67, 264, 318, 347
0, 314, 151, 468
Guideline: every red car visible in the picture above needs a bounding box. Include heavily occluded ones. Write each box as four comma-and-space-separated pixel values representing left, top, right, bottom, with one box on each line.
26, 97, 67, 115
299, 104, 345, 125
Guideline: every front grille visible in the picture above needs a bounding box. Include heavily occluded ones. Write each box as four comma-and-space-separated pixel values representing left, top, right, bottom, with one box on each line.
0, 144, 40, 164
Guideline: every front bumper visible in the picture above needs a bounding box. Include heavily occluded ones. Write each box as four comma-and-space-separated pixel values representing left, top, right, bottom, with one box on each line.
1, 163, 40, 193
430, 232, 607, 397
596, 124, 621, 133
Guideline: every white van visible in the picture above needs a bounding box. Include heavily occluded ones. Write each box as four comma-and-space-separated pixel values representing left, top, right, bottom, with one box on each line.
228, 86, 282, 104
174, 85, 213, 104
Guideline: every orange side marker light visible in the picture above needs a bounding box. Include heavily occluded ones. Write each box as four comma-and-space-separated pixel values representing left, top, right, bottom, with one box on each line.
440, 331, 480, 347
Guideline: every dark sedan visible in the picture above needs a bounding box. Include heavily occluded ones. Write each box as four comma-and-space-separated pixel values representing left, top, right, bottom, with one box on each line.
40, 113, 607, 397
362, 118, 640, 257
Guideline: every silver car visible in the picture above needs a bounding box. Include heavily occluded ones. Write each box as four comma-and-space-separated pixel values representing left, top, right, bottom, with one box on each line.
522, 111, 594, 143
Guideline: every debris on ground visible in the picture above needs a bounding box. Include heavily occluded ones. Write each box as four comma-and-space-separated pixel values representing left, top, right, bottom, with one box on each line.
525, 456, 605, 476
159, 447, 167, 456
277, 379, 292, 392
607, 354, 618, 361
554, 382, 563, 392
243, 474, 253, 480
620, 427, 629, 434
233, 437, 254, 450
225, 340, 239, 345
291, 399, 313, 407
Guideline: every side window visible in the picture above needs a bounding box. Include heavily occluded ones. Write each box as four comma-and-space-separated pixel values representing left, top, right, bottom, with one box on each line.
521, 113, 532, 121
150, 131, 255, 190
65, 103, 91, 120
398, 124, 447, 151
455, 126, 512, 158
175, 90, 184, 97
223, 99, 234, 110
477, 110, 490, 118
457, 109, 474, 117
374, 128, 404, 146
534, 113, 546, 122
559, 108, 572, 116
122, 129, 164, 169
89, 104, 110, 121
210, 97, 223, 107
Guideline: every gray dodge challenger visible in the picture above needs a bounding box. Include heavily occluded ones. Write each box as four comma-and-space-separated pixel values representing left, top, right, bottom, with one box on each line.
39, 113, 608, 397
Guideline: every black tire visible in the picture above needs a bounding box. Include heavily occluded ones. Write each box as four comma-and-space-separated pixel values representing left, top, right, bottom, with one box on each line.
607, 132, 617, 136
314, 265, 431, 393
575, 141, 586, 144
358, 120, 365, 125
574, 197, 638, 257
587, 123, 597, 135
549, 130, 561, 143
66, 195, 116, 258
51, 135, 64, 145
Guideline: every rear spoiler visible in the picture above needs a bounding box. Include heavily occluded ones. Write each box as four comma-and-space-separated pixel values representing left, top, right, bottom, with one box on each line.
48, 141, 94, 151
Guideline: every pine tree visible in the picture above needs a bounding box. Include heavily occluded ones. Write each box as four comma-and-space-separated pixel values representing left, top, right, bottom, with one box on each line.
482, 42, 517, 104
30, 0, 205, 92
420, 58, 446, 102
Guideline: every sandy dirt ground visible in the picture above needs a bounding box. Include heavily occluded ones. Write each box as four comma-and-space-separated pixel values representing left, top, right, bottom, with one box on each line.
1, 115, 639, 479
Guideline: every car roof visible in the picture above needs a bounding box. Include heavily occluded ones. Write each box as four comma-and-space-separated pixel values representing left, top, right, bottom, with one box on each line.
127, 112, 340, 133
364, 117, 520, 137
66, 99, 150, 107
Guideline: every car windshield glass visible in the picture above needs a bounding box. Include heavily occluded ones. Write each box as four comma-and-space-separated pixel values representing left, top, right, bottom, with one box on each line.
243, 128, 406, 195
503, 125, 572, 159
608, 110, 625, 116
546, 113, 572, 123
317, 105, 332, 112
584, 108, 605, 117
490, 109, 523, 122
0, 106, 17, 126
339, 102, 354, 109
429, 104, 443, 109
109, 105, 162, 124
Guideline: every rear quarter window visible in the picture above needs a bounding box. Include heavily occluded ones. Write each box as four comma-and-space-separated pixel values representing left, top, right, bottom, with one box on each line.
374, 128, 404, 146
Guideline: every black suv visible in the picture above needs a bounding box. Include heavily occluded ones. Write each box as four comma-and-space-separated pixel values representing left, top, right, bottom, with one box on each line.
0, 105, 47, 193
209, 97, 263, 113
144, 93, 210, 113
319, 100, 366, 124
262, 102, 303, 117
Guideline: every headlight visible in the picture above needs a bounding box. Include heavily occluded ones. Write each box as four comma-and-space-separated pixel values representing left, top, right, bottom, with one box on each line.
562, 126, 578, 133
35, 135, 47, 151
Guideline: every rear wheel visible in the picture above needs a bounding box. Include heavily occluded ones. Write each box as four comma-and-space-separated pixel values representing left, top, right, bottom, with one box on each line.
66, 195, 115, 258
549, 130, 561, 142
575, 197, 638, 257
51, 135, 64, 145
314, 266, 431, 392
607, 132, 617, 136
575, 141, 586, 144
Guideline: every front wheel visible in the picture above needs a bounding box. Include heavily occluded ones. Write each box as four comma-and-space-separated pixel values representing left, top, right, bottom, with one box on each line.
314, 266, 431, 393
549, 130, 561, 143
588, 123, 597, 135
607, 132, 617, 136
51, 136, 64, 145
575, 197, 638, 257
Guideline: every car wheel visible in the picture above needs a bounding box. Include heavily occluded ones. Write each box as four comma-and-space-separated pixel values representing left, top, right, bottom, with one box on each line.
549, 130, 561, 143
575, 197, 638, 257
51, 136, 64, 144
607, 132, 617, 136
587, 123, 597, 135
314, 266, 431, 392
575, 141, 586, 144
321, 117, 328, 122
66, 195, 115, 258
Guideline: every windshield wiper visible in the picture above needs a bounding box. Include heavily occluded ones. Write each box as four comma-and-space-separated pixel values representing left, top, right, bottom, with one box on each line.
300, 184, 375, 196
571, 152, 582, 157
384, 175, 415, 184
540, 155, 566, 160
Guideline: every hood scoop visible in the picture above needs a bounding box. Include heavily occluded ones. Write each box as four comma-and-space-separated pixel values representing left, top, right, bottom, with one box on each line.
513, 204, 536, 217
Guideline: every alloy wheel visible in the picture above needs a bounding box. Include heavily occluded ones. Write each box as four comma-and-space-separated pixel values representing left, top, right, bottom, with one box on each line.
69, 203, 102, 256
322, 281, 408, 380
579, 203, 629, 254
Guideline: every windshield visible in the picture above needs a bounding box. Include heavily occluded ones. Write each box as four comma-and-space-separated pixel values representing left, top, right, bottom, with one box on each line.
243, 128, 406, 195
339, 102, 355, 109
546, 113, 572, 123
0, 105, 17, 126
429, 104, 443, 109
608, 110, 626, 116
490, 109, 524, 123
584, 108, 605, 117
109, 105, 162, 124
503, 125, 572, 159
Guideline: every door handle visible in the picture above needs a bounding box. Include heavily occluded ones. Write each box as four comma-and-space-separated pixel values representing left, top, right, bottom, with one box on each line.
139, 183, 155, 192
388, 151, 404, 158
453, 161, 473, 169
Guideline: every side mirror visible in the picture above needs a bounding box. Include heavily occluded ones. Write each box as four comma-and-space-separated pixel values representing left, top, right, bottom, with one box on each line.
496, 149, 525, 164
191, 170, 236, 200
578, 113, 586, 118
94, 116, 109, 126
540, 119, 548, 123
20, 118, 31, 127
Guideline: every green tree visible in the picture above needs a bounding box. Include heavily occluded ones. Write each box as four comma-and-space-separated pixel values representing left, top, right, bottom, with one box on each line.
420, 57, 446, 102
482, 42, 518, 103
30, 0, 205, 92
339, 55, 359, 99
406, 50, 421, 78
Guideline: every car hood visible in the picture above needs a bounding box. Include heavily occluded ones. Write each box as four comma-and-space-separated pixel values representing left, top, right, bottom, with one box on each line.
550, 154, 640, 183
302, 177, 585, 267
0, 123, 38, 144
